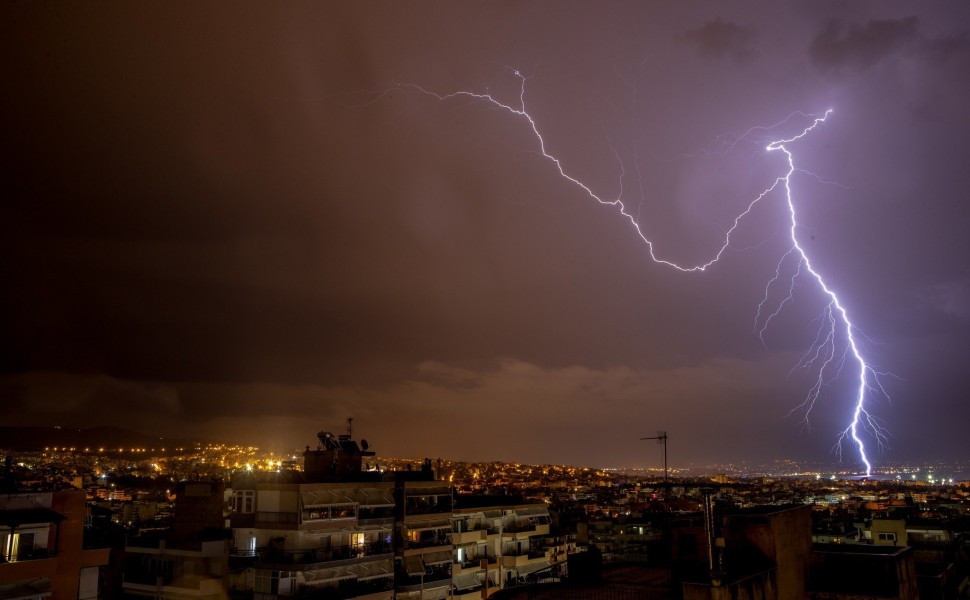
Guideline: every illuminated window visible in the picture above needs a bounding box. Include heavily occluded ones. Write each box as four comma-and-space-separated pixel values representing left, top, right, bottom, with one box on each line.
1, 532, 35, 562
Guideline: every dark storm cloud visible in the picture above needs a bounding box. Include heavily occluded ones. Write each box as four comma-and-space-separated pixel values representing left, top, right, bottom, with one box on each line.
809, 16, 928, 72
679, 18, 757, 62
0, 372, 180, 425
809, 12, 970, 75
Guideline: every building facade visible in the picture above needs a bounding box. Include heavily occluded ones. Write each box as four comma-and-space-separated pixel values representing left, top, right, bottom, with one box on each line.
0, 491, 110, 600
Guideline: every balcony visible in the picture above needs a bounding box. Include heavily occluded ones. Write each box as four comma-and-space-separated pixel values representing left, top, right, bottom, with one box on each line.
395, 570, 453, 593
356, 516, 394, 530
501, 550, 546, 568
404, 537, 451, 551
404, 497, 453, 518
354, 577, 394, 598
454, 586, 484, 599
229, 512, 256, 528
502, 520, 551, 538
123, 571, 225, 593
0, 546, 56, 562
252, 541, 392, 570
0, 556, 57, 582
450, 529, 486, 545
255, 511, 299, 528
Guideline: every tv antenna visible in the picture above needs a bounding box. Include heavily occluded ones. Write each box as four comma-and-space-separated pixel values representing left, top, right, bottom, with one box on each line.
640, 431, 668, 489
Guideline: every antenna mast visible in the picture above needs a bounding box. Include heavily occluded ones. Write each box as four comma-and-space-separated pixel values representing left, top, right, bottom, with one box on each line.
640, 431, 668, 490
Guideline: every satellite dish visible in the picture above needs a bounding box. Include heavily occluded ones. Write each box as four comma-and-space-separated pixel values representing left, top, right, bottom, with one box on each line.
361, 439, 369, 451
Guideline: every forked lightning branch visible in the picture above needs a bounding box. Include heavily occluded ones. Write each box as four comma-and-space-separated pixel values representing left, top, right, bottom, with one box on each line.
388, 72, 890, 476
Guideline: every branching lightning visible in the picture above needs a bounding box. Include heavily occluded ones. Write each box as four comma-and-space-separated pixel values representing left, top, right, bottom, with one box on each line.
391, 71, 889, 476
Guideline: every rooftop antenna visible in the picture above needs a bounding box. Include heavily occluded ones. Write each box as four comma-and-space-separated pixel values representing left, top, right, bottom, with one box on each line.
640, 431, 668, 490
347, 417, 353, 438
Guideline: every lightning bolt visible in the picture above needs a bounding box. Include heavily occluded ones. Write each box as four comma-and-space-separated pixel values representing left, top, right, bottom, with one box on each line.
764, 116, 889, 476
389, 71, 889, 476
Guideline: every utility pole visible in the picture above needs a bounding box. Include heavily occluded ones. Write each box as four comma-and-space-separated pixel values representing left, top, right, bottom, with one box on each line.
640, 431, 668, 490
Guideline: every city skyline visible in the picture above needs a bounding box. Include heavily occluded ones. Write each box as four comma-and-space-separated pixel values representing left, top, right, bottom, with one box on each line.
3, 3, 970, 469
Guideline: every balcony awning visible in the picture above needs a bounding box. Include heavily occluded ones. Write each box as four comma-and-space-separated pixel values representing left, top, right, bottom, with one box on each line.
303, 567, 356, 584
303, 502, 357, 511
513, 507, 549, 517
422, 550, 452, 566
357, 571, 393, 582
406, 519, 451, 532
301, 489, 355, 507
359, 488, 395, 507
404, 488, 450, 498
454, 572, 481, 591
0, 508, 65, 527
515, 561, 552, 577
301, 489, 338, 506
356, 560, 393, 581
404, 555, 425, 576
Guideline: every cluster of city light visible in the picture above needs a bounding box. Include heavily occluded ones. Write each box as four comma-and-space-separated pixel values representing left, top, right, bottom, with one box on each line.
44, 446, 177, 453
391, 72, 889, 475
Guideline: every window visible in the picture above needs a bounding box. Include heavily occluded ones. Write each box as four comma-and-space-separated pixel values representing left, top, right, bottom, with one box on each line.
302, 504, 356, 522
332, 504, 356, 520
150, 558, 174, 585
255, 570, 276, 594
234, 490, 255, 513
1, 532, 36, 562
878, 532, 897, 542
255, 570, 294, 595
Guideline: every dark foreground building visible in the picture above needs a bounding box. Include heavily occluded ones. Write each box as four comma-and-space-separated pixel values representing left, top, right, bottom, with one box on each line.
0, 491, 111, 600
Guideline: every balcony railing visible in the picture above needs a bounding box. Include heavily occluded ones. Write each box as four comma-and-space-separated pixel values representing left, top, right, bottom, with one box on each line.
0, 547, 56, 562
405, 537, 450, 550
454, 558, 486, 571
502, 546, 544, 557
357, 516, 394, 529
249, 541, 392, 568
123, 572, 172, 587
395, 570, 453, 593
404, 499, 453, 517
354, 577, 394, 597
452, 521, 486, 534
454, 586, 484, 599
256, 511, 299, 526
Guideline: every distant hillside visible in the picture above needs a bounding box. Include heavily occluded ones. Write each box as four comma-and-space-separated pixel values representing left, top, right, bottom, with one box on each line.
0, 426, 199, 452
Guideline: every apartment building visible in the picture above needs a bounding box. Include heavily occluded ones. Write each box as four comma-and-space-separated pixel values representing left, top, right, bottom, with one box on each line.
122, 481, 229, 600
451, 496, 567, 598
0, 491, 110, 600
394, 477, 452, 600
227, 432, 396, 600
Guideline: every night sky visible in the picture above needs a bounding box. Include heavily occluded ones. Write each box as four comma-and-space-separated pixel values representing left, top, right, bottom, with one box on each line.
3, 2, 969, 470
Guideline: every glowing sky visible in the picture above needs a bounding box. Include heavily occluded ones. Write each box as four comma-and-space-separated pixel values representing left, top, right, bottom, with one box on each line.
3, 2, 969, 469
